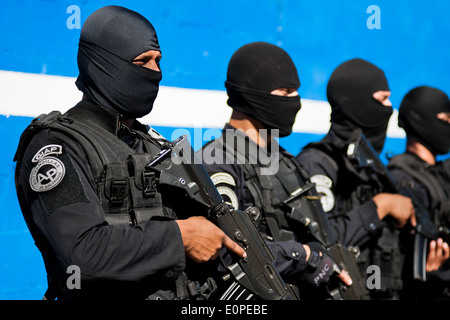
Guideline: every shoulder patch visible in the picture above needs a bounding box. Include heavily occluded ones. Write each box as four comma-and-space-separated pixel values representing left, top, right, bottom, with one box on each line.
216, 186, 239, 209
310, 174, 332, 188
32, 144, 63, 163
210, 172, 238, 209
210, 172, 236, 187
29, 156, 65, 192
310, 174, 335, 212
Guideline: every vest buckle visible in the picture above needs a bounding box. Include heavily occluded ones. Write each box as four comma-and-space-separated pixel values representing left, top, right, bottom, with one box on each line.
142, 171, 156, 198
110, 179, 127, 206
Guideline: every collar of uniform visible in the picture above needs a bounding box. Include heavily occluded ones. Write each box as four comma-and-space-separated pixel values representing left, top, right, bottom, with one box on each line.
323, 128, 348, 150
324, 128, 373, 181
67, 100, 122, 136
404, 150, 432, 169
222, 123, 282, 165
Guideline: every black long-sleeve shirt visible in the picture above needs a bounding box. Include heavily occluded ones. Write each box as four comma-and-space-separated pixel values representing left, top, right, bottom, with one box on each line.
15, 101, 186, 299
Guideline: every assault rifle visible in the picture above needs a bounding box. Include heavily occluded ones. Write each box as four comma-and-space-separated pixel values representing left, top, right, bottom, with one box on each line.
146, 135, 297, 300
281, 179, 369, 300
346, 128, 449, 281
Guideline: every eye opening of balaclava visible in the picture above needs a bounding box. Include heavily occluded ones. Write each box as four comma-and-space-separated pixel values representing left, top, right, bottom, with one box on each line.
399, 86, 450, 155
225, 41, 301, 137
75, 5, 162, 119
327, 58, 393, 152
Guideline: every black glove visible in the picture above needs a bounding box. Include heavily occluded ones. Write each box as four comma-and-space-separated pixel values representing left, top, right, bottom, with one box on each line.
300, 241, 341, 287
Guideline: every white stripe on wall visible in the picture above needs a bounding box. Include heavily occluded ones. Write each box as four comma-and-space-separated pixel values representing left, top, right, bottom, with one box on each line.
0, 70, 405, 137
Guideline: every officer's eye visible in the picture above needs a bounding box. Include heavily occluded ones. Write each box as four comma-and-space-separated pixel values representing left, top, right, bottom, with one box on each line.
132, 59, 147, 66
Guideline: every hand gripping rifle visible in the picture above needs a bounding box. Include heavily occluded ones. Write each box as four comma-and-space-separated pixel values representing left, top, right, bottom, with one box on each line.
145, 135, 298, 300
346, 128, 449, 281
281, 177, 369, 300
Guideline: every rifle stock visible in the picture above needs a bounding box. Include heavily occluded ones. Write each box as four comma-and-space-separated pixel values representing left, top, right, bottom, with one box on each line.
146, 135, 297, 300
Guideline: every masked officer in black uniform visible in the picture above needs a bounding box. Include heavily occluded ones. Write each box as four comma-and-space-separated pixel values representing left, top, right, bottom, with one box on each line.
197, 42, 353, 298
13, 5, 246, 300
388, 86, 450, 299
295, 58, 416, 299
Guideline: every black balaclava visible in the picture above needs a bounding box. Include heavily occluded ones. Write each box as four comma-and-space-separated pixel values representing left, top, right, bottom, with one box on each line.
399, 86, 450, 155
225, 42, 301, 137
327, 58, 393, 152
75, 6, 162, 119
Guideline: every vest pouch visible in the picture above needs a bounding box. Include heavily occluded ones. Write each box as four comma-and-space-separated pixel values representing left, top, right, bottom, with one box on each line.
128, 154, 154, 191
102, 163, 130, 215
104, 214, 132, 227
131, 207, 169, 225
128, 154, 162, 211
241, 160, 301, 242
102, 163, 131, 226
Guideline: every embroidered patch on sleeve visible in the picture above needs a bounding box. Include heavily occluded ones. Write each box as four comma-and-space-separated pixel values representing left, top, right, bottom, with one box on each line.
29, 144, 65, 192
210, 172, 236, 186
29, 156, 65, 192
310, 174, 335, 212
210, 172, 239, 209
216, 186, 239, 209
31, 144, 63, 163
30, 144, 89, 215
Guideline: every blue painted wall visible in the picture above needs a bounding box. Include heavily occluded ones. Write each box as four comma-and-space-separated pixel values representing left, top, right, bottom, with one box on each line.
1, 0, 449, 299
2, 0, 450, 106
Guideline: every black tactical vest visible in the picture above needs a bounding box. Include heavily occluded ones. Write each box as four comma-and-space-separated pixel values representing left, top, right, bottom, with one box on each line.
208, 132, 323, 243
301, 141, 383, 214
241, 155, 317, 242
14, 103, 216, 300
15, 106, 173, 225
388, 152, 450, 228
301, 140, 404, 299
